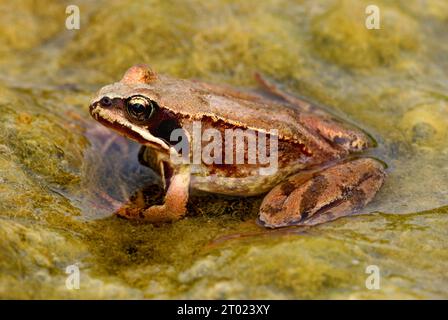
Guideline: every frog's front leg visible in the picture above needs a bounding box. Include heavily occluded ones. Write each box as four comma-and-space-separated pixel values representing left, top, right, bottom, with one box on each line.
116, 165, 191, 223
258, 158, 386, 228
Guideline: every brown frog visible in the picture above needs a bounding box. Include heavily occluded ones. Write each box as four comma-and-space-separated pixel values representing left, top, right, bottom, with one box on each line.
89, 64, 386, 228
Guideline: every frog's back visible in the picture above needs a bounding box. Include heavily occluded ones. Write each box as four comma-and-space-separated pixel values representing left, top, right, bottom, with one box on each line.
153, 75, 371, 155
93, 65, 371, 156
150, 76, 302, 139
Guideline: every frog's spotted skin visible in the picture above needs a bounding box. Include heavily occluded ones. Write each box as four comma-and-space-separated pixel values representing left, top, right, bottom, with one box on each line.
89, 64, 386, 228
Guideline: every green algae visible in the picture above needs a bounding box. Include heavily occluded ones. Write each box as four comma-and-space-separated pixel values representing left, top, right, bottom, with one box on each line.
60, 0, 308, 85
311, 0, 419, 69
0, 0, 66, 53
1, 0, 448, 299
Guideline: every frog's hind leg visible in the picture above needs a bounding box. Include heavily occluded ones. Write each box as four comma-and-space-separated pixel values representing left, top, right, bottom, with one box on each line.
254, 73, 314, 112
258, 158, 386, 228
255, 73, 373, 153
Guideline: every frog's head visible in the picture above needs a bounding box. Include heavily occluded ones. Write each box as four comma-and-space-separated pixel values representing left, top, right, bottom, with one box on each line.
89, 65, 183, 153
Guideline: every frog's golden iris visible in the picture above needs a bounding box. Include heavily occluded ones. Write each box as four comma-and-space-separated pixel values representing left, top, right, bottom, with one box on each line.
125, 95, 155, 123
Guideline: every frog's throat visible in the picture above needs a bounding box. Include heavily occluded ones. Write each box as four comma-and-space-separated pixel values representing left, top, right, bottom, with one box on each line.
90, 106, 171, 153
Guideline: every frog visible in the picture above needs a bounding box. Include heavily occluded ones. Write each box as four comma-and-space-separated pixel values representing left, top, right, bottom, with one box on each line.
89, 64, 386, 228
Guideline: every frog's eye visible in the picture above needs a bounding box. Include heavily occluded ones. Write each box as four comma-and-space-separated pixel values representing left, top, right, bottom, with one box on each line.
100, 96, 112, 107
126, 96, 154, 122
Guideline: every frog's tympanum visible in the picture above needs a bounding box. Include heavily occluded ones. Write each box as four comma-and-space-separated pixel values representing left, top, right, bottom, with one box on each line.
89, 64, 386, 228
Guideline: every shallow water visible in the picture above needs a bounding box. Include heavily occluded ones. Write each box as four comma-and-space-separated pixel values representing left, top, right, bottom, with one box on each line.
0, 0, 447, 298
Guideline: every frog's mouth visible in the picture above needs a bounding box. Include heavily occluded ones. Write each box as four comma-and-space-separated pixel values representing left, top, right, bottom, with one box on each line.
90, 104, 171, 153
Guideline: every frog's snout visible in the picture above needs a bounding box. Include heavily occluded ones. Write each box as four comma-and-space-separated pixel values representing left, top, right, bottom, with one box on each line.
89, 103, 98, 117
89, 102, 102, 120
90, 96, 115, 114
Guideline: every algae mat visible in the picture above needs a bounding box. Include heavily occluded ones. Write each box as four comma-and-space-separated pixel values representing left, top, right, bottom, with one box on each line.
0, 0, 447, 299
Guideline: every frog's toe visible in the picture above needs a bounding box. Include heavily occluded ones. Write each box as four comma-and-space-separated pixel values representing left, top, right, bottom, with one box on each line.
141, 204, 187, 223
258, 158, 386, 228
116, 204, 186, 223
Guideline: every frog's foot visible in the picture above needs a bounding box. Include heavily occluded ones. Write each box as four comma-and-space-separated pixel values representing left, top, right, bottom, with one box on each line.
117, 203, 186, 223
258, 158, 386, 228
116, 166, 191, 223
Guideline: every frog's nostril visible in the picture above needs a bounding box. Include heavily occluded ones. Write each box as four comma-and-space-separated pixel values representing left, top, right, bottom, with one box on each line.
100, 96, 112, 107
